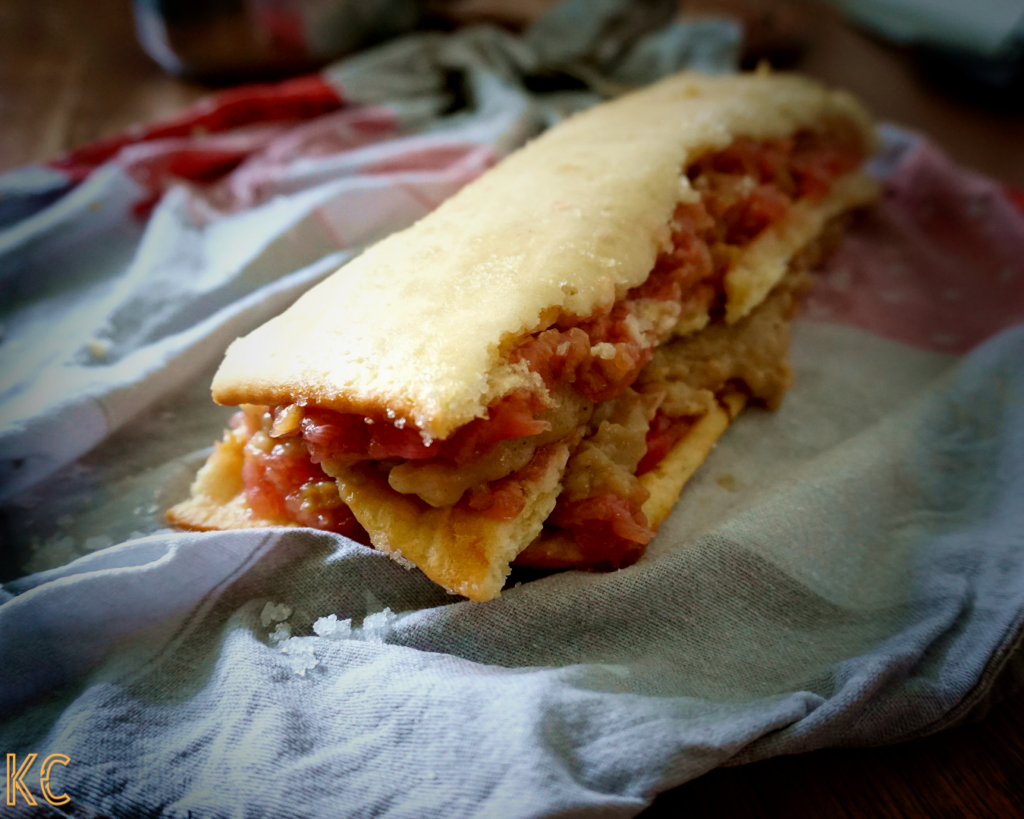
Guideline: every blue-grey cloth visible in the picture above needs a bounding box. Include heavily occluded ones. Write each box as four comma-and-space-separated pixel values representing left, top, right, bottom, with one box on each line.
2, 325, 1023, 817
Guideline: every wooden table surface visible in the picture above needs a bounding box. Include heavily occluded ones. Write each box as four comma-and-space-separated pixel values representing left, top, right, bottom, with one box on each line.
2, 1, 1023, 816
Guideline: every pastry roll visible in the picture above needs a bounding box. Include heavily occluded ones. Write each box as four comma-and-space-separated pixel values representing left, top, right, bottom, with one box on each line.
169, 70, 878, 601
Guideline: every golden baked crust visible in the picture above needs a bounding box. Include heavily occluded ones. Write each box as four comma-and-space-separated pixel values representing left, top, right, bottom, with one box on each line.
639, 390, 747, 530
167, 426, 294, 531
328, 444, 571, 601
210, 71, 874, 439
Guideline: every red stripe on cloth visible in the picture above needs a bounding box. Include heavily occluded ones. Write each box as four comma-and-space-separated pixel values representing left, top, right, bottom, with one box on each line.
805, 143, 1024, 354
49, 75, 343, 180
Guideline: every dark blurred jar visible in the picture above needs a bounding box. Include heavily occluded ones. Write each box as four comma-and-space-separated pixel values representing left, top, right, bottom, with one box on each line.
133, 0, 420, 80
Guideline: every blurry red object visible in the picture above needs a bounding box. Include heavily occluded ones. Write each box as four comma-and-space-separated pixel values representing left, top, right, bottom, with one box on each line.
50, 75, 343, 182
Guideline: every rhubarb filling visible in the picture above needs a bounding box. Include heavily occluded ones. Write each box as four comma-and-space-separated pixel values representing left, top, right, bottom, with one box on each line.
231, 128, 867, 561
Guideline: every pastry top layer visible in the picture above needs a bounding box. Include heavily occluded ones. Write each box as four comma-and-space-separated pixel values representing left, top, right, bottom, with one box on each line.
212, 70, 873, 438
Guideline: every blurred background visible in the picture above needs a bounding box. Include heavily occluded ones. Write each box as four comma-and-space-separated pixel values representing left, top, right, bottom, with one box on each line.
2, 0, 1023, 183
